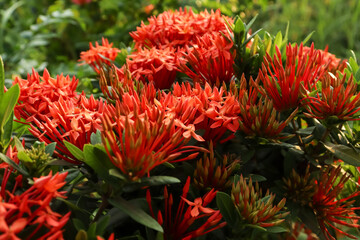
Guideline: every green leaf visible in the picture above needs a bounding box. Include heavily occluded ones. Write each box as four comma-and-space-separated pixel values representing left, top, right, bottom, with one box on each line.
266, 225, 289, 233
0, 56, 4, 96
3, 111, 13, 148
123, 176, 180, 192
90, 130, 102, 145
216, 191, 238, 227
17, 151, 32, 163
298, 207, 326, 240
302, 31, 315, 45
109, 197, 163, 233
83, 144, 118, 183
234, 18, 245, 35
274, 31, 283, 48
0, 153, 29, 176
0, 84, 20, 134
322, 142, 360, 166
248, 174, 267, 182
64, 140, 84, 161
96, 215, 110, 236
45, 142, 57, 156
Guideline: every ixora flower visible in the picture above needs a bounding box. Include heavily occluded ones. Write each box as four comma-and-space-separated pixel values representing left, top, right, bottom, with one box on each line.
13, 68, 78, 122
125, 47, 179, 89
29, 94, 105, 164
130, 8, 233, 49
238, 76, 297, 138
146, 177, 225, 240
258, 43, 325, 112
72, 0, 91, 5
179, 32, 235, 86
79, 38, 120, 74
0, 171, 70, 240
101, 104, 204, 181
303, 74, 360, 122
303, 45, 347, 74
231, 175, 289, 228
311, 165, 360, 240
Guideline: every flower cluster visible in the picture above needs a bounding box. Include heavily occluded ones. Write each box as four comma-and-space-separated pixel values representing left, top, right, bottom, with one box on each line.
0, 171, 70, 240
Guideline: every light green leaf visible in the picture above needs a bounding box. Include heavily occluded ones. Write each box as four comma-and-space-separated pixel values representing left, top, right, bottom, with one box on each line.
0, 84, 20, 134
64, 140, 84, 161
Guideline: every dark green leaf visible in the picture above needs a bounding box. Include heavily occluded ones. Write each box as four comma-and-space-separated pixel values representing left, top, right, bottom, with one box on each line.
266, 225, 289, 233
64, 140, 84, 161
323, 142, 360, 166
0, 153, 29, 176
109, 197, 163, 233
96, 215, 110, 236
87, 222, 97, 239
45, 142, 57, 156
73, 218, 86, 231
123, 176, 180, 192
216, 191, 238, 227
3, 111, 13, 147
298, 207, 326, 240
248, 174, 267, 182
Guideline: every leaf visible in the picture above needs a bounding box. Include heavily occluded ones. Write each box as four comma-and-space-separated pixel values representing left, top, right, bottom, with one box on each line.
298, 207, 326, 240
0, 84, 20, 133
73, 218, 86, 231
248, 174, 267, 182
0, 56, 4, 97
216, 191, 238, 227
302, 31, 315, 45
90, 130, 102, 145
322, 142, 360, 166
0, 153, 29, 176
266, 225, 289, 233
17, 151, 32, 163
96, 215, 110, 236
64, 140, 84, 161
45, 142, 57, 156
123, 176, 181, 192
109, 197, 163, 233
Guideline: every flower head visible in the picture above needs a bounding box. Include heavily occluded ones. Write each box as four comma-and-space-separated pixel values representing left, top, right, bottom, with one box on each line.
311, 165, 360, 240
126, 47, 178, 89
179, 32, 235, 86
29, 94, 105, 164
146, 177, 225, 240
0, 171, 70, 240
79, 38, 120, 73
130, 8, 233, 49
303, 74, 360, 122
258, 43, 325, 112
72, 0, 91, 5
13, 69, 78, 122
231, 175, 288, 228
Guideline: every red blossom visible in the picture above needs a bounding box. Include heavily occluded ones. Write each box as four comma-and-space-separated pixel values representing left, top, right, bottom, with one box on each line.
258, 43, 326, 112
79, 38, 120, 73
72, 0, 91, 5
130, 8, 233, 49
312, 165, 360, 240
0, 171, 70, 240
125, 47, 179, 89
13, 69, 78, 122
146, 177, 225, 240
101, 103, 205, 181
29, 94, 105, 164
179, 32, 235, 86
303, 74, 360, 122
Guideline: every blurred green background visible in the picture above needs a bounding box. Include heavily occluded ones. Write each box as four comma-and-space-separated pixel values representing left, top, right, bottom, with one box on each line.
1, 0, 359, 80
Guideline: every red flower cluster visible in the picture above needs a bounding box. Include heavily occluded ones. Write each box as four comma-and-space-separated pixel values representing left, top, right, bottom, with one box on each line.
0, 171, 70, 240
179, 32, 235, 85
130, 8, 233, 49
303, 74, 360, 122
146, 177, 225, 240
312, 166, 360, 240
258, 43, 325, 112
79, 38, 120, 73
125, 47, 179, 89
29, 94, 105, 164
13, 69, 78, 122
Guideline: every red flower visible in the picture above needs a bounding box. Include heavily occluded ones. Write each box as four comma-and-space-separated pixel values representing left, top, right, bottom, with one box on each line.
311, 165, 360, 240
258, 43, 325, 112
29, 94, 105, 164
126, 47, 179, 89
286, 222, 319, 240
179, 32, 235, 86
79, 38, 120, 73
146, 177, 225, 240
13, 69, 78, 122
72, 0, 91, 5
0, 171, 70, 240
303, 74, 360, 122
101, 103, 204, 181
130, 8, 233, 49
303, 45, 347, 74
238, 76, 297, 138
